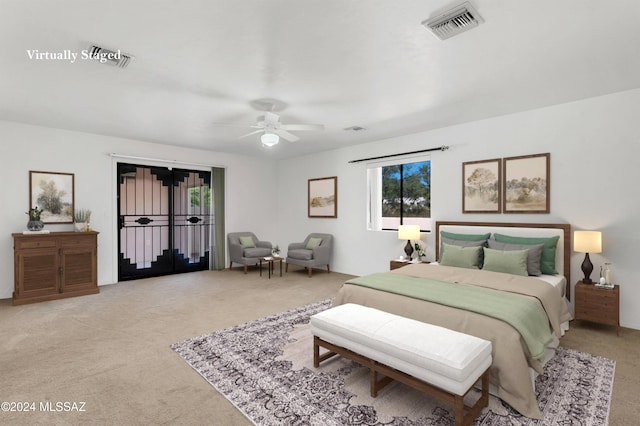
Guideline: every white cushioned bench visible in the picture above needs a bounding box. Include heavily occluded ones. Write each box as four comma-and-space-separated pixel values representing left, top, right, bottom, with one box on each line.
310, 303, 492, 426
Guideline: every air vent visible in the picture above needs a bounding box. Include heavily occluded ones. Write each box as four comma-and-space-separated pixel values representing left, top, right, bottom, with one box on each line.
88, 45, 134, 68
422, 2, 483, 40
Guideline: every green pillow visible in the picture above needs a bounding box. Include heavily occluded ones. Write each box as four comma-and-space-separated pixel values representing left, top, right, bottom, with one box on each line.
493, 234, 560, 275
239, 236, 255, 248
487, 240, 544, 276
440, 243, 481, 269
441, 231, 491, 242
305, 237, 323, 249
482, 247, 529, 276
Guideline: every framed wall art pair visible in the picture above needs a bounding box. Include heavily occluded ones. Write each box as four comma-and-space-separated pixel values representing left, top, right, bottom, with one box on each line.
462, 153, 550, 214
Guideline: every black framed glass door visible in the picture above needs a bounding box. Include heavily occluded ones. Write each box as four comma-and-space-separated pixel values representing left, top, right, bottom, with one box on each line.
117, 163, 212, 281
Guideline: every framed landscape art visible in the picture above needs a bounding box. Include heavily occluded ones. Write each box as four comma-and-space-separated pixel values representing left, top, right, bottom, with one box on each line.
503, 153, 550, 213
308, 176, 337, 218
462, 158, 501, 213
29, 170, 75, 223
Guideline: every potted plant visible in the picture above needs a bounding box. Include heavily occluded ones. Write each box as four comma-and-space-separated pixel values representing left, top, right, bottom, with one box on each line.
272, 245, 281, 257
26, 207, 44, 231
74, 209, 92, 232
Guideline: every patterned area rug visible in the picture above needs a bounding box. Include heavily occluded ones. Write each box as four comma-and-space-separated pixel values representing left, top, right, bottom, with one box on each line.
171, 300, 615, 425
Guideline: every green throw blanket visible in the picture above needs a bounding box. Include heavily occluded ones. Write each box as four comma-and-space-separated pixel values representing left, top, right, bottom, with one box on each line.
345, 272, 553, 361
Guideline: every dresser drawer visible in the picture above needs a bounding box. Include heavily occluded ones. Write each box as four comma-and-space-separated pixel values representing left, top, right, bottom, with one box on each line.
15, 239, 56, 250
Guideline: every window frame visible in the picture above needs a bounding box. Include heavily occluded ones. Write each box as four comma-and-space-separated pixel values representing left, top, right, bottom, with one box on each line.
367, 155, 432, 232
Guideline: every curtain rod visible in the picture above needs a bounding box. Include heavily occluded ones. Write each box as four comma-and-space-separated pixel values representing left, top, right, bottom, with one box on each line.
109, 153, 220, 169
348, 145, 449, 164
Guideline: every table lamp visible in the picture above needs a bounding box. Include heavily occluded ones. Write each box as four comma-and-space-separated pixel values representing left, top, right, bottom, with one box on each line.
398, 225, 421, 260
573, 230, 602, 284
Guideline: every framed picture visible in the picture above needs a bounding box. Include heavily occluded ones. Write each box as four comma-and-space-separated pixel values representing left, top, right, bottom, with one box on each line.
308, 176, 337, 218
29, 171, 75, 223
462, 158, 502, 213
503, 153, 550, 213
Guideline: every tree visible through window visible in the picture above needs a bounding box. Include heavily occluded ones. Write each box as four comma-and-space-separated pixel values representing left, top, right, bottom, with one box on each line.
381, 160, 431, 230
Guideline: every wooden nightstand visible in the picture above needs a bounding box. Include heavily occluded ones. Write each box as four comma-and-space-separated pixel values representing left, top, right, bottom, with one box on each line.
390, 260, 429, 270
574, 281, 620, 336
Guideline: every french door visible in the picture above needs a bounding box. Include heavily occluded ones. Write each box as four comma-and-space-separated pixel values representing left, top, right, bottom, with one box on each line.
117, 163, 213, 281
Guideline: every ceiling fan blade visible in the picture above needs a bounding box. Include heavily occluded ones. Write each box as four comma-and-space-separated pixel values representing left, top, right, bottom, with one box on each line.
212, 122, 261, 129
282, 123, 325, 132
275, 129, 300, 142
239, 129, 264, 139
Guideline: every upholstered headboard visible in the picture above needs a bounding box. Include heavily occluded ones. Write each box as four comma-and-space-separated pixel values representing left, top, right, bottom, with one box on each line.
435, 221, 571, 299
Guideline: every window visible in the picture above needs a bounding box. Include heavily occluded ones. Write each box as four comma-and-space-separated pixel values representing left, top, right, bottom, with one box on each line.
368, 158, 431, 231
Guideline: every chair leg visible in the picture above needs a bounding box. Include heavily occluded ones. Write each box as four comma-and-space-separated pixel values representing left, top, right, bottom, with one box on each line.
229, 261, 233, 270
243, 265, 248, 274
286, 262, 289, 272
308, 267, 312, 278
326, 264, 330, 273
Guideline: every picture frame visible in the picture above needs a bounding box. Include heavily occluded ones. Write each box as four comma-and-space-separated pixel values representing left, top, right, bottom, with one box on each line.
29, 170, 75, 223
308, 176, 337, 218
503, 153, 550, 214
462, 158, 502, 213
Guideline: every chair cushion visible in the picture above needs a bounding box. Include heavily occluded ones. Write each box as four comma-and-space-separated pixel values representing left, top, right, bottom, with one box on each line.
239, 236, 256, 248
244, 247, 271, 258
288, 248, 314, 260
306, 237, 323, 249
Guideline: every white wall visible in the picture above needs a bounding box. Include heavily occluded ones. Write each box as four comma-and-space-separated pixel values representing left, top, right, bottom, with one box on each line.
276, 88, 640, 329
0, 121, 279, 298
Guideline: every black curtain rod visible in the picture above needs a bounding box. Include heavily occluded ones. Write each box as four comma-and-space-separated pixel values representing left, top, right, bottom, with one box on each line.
348, 145, 449, 164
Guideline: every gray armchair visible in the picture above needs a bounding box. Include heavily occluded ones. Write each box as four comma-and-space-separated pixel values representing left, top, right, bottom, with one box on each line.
228, 232, 273, 273
285, 233, 333, 277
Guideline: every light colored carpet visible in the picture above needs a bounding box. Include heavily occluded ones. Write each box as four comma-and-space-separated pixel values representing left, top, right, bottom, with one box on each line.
0, 268, 638, 425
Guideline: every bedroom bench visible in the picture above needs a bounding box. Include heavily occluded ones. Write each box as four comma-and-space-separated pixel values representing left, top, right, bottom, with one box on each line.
310, 303, 492, 426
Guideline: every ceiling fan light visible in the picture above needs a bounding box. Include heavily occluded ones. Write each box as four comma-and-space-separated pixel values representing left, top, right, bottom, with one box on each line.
261, 132, 279, 147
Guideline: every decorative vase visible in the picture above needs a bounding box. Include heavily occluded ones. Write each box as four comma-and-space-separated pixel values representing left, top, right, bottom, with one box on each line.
75, 222, 87, 232
27, 220, 44, 231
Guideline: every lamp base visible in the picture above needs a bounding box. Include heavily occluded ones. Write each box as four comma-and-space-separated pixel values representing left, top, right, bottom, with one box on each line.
581, 253, 594, 284
404, 240, 414, 259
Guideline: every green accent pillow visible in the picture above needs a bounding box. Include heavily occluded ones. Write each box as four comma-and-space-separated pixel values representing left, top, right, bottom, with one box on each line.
439, 237, 488, 263
239, 236, 255, 248
482, 247, 529, 276
441, 231, 491, 242
306, 237, 323, 249
487, 240, 544, 276
493, 233, 560, 275
440, 243, 482, 269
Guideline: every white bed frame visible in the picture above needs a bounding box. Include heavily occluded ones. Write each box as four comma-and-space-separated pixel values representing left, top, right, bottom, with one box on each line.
435, 221, 571, 300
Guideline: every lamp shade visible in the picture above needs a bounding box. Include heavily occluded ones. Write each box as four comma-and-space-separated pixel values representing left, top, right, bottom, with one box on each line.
573, 231, 602, 253
398, 225, 421, 241
261, 132, 279, 147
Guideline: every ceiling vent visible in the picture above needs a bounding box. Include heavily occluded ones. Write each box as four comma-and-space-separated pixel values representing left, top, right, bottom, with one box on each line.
422, 2, 483, 40
87, 44, 134, 68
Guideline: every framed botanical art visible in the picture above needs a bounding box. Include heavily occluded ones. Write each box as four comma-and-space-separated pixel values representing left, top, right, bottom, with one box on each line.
29, 170, 75, 223
462, 158, 502, 213
503, 153, 550, 213
308, 176, 337, 218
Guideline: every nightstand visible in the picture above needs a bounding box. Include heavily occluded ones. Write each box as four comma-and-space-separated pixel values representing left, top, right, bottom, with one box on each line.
574, 281, 620, 336
390, 260, 429, 270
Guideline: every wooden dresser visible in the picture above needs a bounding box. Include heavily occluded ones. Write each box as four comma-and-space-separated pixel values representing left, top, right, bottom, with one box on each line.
12, 231, 99, 305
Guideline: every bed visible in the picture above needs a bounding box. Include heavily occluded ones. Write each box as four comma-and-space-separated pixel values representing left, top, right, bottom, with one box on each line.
334, 221, 572, 419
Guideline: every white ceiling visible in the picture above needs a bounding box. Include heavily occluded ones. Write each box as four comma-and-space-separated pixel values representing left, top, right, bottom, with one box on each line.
1, 0, 640, 160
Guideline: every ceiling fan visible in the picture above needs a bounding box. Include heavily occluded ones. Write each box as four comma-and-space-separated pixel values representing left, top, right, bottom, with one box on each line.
219, 111, 324, 147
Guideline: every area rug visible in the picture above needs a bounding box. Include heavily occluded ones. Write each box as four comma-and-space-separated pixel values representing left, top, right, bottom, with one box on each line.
171, 300, 615, 425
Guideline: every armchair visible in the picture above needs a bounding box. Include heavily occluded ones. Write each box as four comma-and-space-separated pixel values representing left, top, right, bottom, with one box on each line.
228, 232, 273, 273
285, 233, 333, 277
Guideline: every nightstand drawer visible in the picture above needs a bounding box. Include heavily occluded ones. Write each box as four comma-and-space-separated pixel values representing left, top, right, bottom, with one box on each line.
575, 307, 617, 323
